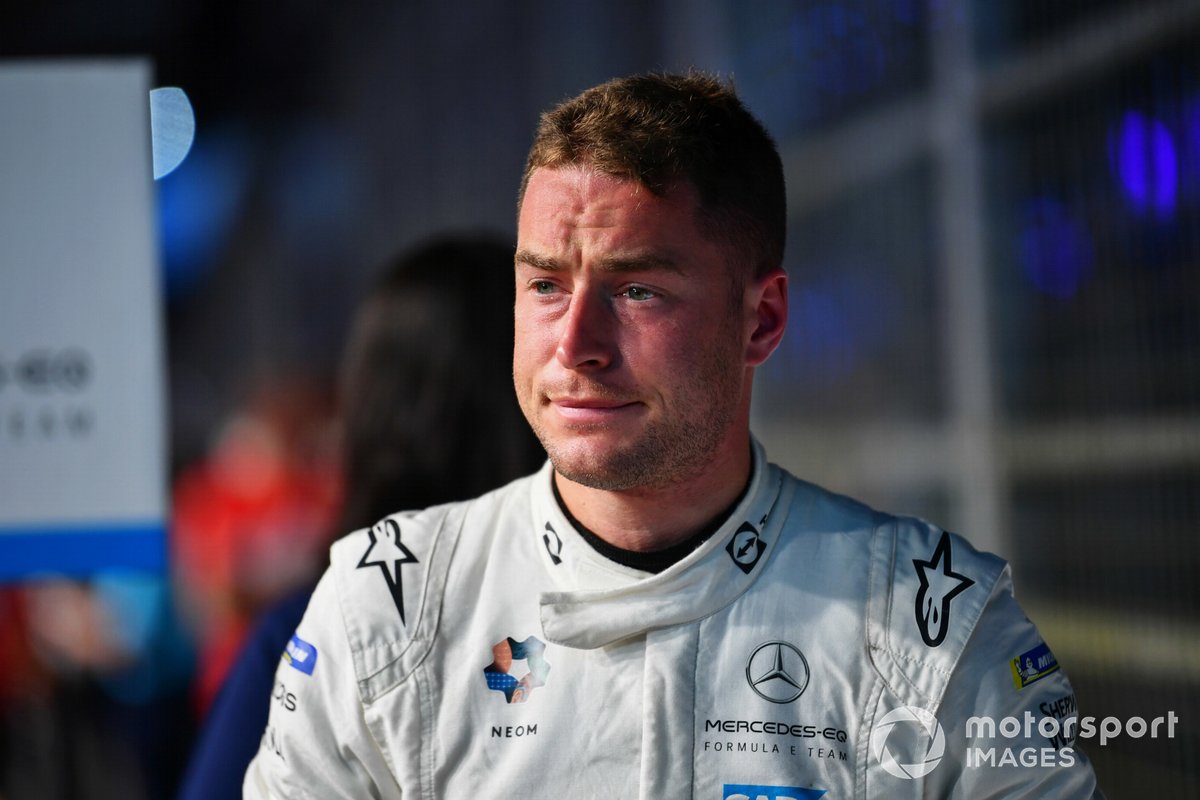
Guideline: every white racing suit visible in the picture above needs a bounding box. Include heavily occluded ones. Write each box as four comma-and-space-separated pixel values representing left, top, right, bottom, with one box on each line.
245, 441, 1101, 798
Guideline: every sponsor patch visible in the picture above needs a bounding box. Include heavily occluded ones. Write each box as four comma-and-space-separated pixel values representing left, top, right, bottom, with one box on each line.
1011, 642, 1060, 690
283, 633, 318, 676
483, 635, 550, 703
726, 521, 766, 574
1041, 692, 1078, 747
745, 641, 810, 704
722, 785, 826, 799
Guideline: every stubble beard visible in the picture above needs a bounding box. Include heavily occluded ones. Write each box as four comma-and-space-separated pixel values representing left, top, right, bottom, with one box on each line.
528, 318, 745, 493
540, 397, 737, 492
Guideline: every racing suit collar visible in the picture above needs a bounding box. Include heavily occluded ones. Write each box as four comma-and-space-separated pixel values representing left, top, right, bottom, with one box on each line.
550, 463, 750, 574
534, 437, 793, 649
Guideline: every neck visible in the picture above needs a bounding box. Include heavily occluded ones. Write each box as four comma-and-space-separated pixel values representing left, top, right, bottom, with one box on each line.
554, 428, 753, 552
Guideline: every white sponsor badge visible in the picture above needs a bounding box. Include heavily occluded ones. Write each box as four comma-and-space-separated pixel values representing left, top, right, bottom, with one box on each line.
0, 60, 167, 578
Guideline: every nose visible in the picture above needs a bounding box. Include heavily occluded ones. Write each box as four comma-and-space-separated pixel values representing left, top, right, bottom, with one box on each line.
555, 286, 616, 371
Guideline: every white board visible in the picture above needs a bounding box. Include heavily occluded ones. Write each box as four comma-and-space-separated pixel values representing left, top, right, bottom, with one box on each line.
0, 60, 167, 579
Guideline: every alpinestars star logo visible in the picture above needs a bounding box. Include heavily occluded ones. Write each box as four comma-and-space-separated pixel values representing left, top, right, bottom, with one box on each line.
746, 641, 810, 704
912, 531, 974, 647
356, 518, 418, 624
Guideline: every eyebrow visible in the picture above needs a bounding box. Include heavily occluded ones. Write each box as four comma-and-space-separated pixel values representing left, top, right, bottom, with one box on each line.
514, 249, 558, 270
514, 249, 684, 275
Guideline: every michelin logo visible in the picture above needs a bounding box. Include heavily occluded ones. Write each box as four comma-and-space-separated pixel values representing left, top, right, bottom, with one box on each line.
1011, 642, 1060, 690
723, 785, 826, 799
284, 633, 318, 676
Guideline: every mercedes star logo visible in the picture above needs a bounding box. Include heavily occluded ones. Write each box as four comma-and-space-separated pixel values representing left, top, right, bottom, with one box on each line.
745, 641, 810, 704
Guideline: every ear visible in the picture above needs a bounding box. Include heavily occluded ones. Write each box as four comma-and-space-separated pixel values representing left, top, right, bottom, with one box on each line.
744, 268, 788, 367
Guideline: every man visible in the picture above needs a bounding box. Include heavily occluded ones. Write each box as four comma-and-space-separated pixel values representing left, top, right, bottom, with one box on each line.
245, 73, 1101, 798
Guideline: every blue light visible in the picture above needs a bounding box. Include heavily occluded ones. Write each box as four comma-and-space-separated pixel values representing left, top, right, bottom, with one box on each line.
793, 287, 856, 379
1018, 197, 1095, 300
789, 3, 887, 102
157, 128, 252, 299
780, 266, 894, 384
890, 0, 921, 25
1111, 110, 1178, 217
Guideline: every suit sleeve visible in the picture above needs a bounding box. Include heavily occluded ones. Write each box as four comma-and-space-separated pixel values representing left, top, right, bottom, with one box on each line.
929, 568, 1104, 799
243, 568, 400, 800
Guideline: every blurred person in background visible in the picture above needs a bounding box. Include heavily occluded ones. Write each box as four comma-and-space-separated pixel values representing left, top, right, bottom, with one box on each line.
171, 372, 341, 718
0, 569, 196, 799
177, 233, 545, 799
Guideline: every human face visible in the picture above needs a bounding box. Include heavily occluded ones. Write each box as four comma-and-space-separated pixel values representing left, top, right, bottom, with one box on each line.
513, 166, 752, 492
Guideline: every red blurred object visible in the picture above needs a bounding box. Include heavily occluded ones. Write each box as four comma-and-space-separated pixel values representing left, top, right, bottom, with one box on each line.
171, 377, 340, 716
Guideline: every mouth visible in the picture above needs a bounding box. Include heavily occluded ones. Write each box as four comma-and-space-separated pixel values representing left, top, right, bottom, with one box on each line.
548, 396, 640, 423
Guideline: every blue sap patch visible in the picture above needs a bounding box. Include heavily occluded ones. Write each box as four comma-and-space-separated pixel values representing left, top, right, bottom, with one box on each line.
283, 633, 318, 676
1011, 641, 1060, 690
723, 785, 826, 800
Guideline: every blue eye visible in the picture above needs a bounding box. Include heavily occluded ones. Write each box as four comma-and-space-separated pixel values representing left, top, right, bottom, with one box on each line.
624, 286, 657, 301
533, 280, 557, 295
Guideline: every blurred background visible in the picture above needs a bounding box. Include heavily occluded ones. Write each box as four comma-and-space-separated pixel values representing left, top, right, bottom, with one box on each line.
2, 0, 1198, 797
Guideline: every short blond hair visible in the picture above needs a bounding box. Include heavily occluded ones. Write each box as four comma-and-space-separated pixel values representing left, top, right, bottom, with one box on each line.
519, 71, 786, 278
